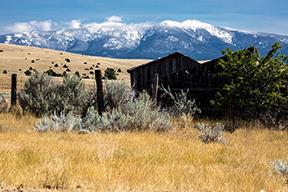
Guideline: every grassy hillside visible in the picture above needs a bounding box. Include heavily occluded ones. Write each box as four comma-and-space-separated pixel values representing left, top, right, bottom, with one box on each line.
0, 44, 150, 93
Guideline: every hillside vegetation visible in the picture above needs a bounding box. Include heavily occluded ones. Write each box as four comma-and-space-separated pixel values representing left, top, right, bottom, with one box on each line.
0, 44, 150, 93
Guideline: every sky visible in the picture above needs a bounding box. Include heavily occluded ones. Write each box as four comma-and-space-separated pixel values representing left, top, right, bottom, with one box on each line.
0, 0, 287, 35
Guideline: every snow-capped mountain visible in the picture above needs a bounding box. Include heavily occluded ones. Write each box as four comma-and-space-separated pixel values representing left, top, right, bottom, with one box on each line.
1, 19, 288, 60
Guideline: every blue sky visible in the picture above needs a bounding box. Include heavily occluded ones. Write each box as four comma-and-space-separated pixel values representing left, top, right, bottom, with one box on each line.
0, 0, 287, 35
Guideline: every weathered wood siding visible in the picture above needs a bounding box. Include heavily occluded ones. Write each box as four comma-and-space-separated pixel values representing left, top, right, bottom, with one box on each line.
127, 52, 224, 112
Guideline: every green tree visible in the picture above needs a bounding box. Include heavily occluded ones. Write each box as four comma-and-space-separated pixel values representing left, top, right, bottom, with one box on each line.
212, 42, 288, 127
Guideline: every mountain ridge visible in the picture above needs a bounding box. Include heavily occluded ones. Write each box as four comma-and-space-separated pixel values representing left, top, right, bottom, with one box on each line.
1, 19, 287, 60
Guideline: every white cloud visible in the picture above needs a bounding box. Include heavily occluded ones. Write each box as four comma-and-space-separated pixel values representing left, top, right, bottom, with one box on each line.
2, 16, 125, 34
69, 20, 81, 29
5, 20, 55, 33
105, 16, 123, 23
5, 22, 32, 33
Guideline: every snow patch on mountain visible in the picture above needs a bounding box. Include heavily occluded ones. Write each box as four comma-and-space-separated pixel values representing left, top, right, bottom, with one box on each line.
0, 19, 287, 60
160, 20, 233, 44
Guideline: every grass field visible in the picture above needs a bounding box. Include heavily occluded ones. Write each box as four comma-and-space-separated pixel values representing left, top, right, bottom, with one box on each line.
0, 113, 287, 191
0, 44, 150, 93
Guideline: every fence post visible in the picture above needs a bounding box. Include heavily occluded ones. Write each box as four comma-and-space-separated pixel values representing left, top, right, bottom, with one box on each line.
11, 74, 17, 106
152, 73, 159, 105
95, 70, 104, 115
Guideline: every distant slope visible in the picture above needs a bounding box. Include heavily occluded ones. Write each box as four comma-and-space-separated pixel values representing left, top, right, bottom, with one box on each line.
0, 44, 150, 82
0, 19, 287, 60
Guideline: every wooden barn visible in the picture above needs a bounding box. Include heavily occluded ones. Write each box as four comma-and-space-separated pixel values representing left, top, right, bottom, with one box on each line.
127, 52, 224, 111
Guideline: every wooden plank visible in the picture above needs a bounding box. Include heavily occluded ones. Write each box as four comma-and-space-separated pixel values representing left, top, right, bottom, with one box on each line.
152, 73, 159, 105
144, 65, 148, 90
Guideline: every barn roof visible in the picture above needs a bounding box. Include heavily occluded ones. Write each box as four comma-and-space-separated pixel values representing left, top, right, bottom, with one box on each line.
127, 52, 200, 73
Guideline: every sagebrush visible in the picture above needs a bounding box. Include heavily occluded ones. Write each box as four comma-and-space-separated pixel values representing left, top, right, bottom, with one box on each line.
35, 93, 171, 132
19, 73, 88, 117
195, 122, 225, 144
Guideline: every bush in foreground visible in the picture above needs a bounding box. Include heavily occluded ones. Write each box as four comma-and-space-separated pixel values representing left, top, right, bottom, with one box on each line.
195, 122, 225, 144
104, 82, 130, 110
273, 160, 288, 184
35, 112, 81, 132
212, 43, 288, 127
35, 93, 171, 132
19, 73, 88, 117
19, 73, 54, 116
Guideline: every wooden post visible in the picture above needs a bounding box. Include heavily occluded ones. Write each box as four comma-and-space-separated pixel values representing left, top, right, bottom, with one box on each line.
152, 73, 159, 105
11, 74, 17, 106
95, 70, 104, 115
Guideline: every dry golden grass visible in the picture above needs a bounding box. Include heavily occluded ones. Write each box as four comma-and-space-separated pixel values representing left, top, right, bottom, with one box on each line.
0, 113, 287, 191
0, 44, 150, 92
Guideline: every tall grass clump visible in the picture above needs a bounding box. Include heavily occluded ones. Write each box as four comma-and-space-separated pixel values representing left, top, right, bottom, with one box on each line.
195, 122, 225, 144
0, 94, 9, 113
161, 87, 201, 117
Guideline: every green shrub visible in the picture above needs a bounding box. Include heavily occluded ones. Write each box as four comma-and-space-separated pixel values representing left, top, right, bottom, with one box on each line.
24, 70, 32, 76
121, 93, 171, 131
19, 73, 88, 116
35, 112, 81, 132
3, 70, 7, 74
36, 92, 171, 133
45, 69, 62, 77
104, 68, 117, 80
49, 75, 88, 115
19, 72, 54, 116
74, 71, 80, 77
213, 43, 288, 124
104, 82, 130, 110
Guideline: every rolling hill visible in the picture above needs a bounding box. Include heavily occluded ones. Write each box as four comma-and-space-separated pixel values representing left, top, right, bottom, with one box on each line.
0, 44, 150, 92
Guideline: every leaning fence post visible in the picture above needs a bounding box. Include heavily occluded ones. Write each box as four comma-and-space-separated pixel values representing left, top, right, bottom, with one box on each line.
11, 74, 17, 106
95, 70, 104, 115
152, 73, 159, 105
